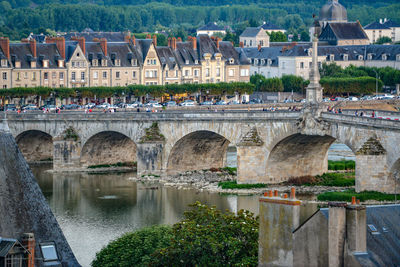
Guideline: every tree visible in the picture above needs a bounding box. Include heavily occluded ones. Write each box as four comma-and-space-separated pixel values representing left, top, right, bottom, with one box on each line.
375, 36, 392, 44
300, 31, 309, 41
150, 202, 259, 267
268, 31, 287, 42
281, 75, 308, 92
91, 225, 173, 267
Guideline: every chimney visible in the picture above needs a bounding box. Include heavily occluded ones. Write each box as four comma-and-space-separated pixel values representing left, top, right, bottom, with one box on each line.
216, 37, 221, 49
100, 38, 107, 57
328, 202, 347, 267
379, 18, 383, 24
346, 198, 367, 254
92, 38, 100, 42
152, 35, 157, 46
29, 39, 37, 58
124, 35, 130, 43
131, 35, 136, 46
258, 44, 261, 51
191, 36, 197, 50
22, 233, 35, 267
78, 37, 85, 55
146, 34, 151, 39
0, 37, 10, 59
239, 41, 244, 48
177, 37, 182, 42
258, 189, 301, 266
47, 37, 66, 59
172, 37, 177, 50
168, 37, 172, 48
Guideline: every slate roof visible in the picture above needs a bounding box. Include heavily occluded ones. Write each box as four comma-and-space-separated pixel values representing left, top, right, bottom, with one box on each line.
218, 41, 241, 64
175, 41, 199, 66
85, 42, 106, 61
65, 41, 78, 61
135, 39, 153, 63
156, 46, 178, 69
364, 21, 391, 30
0, 238, 18, 257
197, 22, 224, 31
63, 31, 127, 42
240, 46, 282, 66
240, 27, 263, 38
9, 43, 32, 69
383, 19, 400, 28
261, 22, 284, 30
197, 34, 219, 59
108, 42, 138, 67
320, 22, 369, 41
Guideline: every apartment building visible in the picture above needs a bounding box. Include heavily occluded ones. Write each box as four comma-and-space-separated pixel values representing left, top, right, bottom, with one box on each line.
364, 18, 400, 43
242, 43, 400, 80
0, 34, 250, 89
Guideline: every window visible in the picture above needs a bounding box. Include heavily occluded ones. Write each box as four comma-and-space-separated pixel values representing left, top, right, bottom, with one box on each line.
176, 70, 178, 77
260, 40, 264, 46
71, 62, 75, 67
367, 54, 373, 60
43, 60, 48, 68
133, 71, 136, 78
2, 72, 7, 80
240, 69, 249, 76
194, 69, 199, 77
44, 72, 48, 80
92, 59, 98, 66
206, 68, 210, 77
16, 72, 20, 81
40, 242, 59, 262
60, 72, 64, 80
250, 40, 252, 46
93, 71, 98, 79
32, 72, 36, 81
397, 54, 400, 61
300, 62, 304, 69
116, 71, 120, 79
0, 59, 6, 67
52, 72, 56, 79
166, 70, 168, 77
185, 70, 190, 77
81, 72, 85, 81
229, 69, 234, 77
103, 71, 107, 79
282, 62, 286, 69
216, 68, 220, 77
343, 54, 348, 61
77, 53, 80, 57
358, 55, 363, 61
2, 85, 6, 88
24, 72, 28, 79
115, 59, 121, 66
382, 54, 387, 61
154, 70, 157, 77
329, 54, 334, 61
145, 71, 149, 78
71, 72, 76, 81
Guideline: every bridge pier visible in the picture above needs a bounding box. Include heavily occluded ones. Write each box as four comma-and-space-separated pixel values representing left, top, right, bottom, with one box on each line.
53, 138, 82, 170
136, 142, 164, 176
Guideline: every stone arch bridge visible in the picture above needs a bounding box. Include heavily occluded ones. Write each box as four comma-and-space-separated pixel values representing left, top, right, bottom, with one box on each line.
3, 109, 400, 193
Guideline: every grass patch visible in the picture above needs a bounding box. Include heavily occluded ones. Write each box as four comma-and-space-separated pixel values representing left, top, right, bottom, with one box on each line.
286, 172, 355, 187
218, 181, 267, 189
88, 162, 136, 169
328, 160, 355, 171
141, 173, 160, 178
317, 189, 397, 202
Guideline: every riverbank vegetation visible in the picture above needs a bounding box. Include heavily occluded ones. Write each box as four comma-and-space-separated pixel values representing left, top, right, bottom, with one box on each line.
328, 160, 355, 171
91, 202, 259, 266
317, 189, 397, 202
218, 180, 267, 189
286, 172, 355, 187
87, 161, 136, 169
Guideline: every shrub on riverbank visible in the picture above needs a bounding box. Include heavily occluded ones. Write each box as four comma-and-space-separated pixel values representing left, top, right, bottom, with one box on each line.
328, 160, 355, 171
91, 202, 259, 267
87, 161, 136, 169
286, 172, 355, 187
218, 181, 267, 189
91, 225, 173, 267
317, 189, 397, 202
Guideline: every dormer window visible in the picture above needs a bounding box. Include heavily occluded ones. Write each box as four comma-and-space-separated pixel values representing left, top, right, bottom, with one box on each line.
397, 54, 400, 61
131, 59, 137, 66
343, 54, 348, 61
254, 59, 258, 65
268, 59, 272, 66
382, 54, 387, 61
30, 61, 36, 68
329, 54, 334, 61
58, 60, 64, 68
358, 55, 363, 61
15, 61, 21, 68
43, 60, 49, 68
195, 60, 198, 64
261, 59, 265, 65
101, 59, 107, 67
115, 59, 121, 66
185, 60, 189, 64
367, 53, 373, 60
1, 59, 6, 67
229, 58, 234, 64
92, 59, 98, 67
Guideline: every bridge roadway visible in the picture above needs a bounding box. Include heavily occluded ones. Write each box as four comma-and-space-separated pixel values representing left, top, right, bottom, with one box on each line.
3, 109, 400, 194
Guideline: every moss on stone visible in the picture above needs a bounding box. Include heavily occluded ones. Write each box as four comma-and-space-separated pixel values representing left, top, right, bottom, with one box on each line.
140, 122, 165, 143
63, 127, 79, 141
356, 137, 386, 155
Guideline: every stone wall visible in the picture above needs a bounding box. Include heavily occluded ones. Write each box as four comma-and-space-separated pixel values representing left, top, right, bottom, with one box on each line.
16, 130, 53, 162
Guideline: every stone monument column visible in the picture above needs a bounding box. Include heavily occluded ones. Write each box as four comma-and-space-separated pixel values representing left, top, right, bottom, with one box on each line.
306, 36, 323, 103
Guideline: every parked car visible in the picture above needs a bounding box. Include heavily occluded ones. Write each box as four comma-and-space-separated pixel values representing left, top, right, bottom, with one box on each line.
96, 103, 110, 109
360, 95, 372, 101
84, 103, 96, 109
180, 100, 196, 107
322, 98, 331, 102
5, 104, 17, 111
164, 101, 177, 107
228, 100, 240, 105
201, 101, 213, 105
381, 94, 395, 99
215, 100, 227, 105
249, 99, 263, 104
62, 104, 81, 110
125, 101, 142, 108
22, 104, 38, 110
346, 96, 359, 101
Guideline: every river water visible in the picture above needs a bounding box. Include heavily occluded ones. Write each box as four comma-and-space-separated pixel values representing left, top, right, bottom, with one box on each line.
32, 142, 353, 267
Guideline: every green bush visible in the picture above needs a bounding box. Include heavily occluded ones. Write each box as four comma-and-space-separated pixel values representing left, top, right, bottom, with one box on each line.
317, 189, 397, 202
320, 76, 383, 95
91, 225, 173, 267
150, 202, 259, 267
328, 160, 355, 171
286, 172, 355, 187
221, 167, 237, 175
218, 180, 267, 189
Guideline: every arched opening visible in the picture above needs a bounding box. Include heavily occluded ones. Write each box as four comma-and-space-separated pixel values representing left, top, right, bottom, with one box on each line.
226, 146, 237, 168
80, 131, 137, 167
327, 141, 356, 170
266, 134, 336, 183
16, 130, 53, 162
167, 131, 230, 173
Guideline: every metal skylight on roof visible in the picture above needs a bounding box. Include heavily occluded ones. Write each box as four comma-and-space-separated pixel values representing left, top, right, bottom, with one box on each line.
367, 224, 381, 235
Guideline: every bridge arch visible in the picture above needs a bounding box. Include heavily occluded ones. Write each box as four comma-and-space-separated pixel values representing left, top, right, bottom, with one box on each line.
167, 130, 231, 174
265, 133, 357, 183
16, 130, 53, 162
80, 131, 137, 167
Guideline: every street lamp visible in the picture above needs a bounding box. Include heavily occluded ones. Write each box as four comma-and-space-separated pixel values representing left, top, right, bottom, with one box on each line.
372, 69, 379, 96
